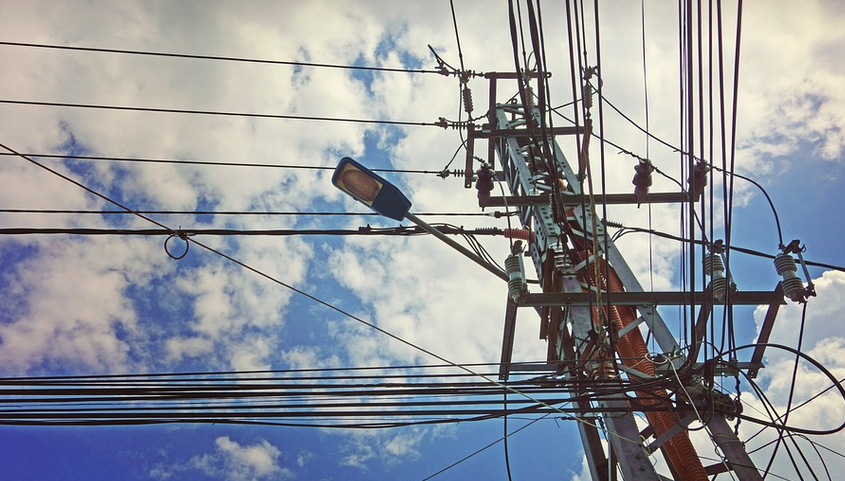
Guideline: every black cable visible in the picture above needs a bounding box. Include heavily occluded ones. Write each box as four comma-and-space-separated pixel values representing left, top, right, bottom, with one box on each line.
417, 413, 552, 481
0, 137, 571, 419
0, 226, 504, 237
0, 208, 490, 217
764, 302, 809, 478
0, 99, 437, 127
749, 433, 833, 481
607, 222, 845, 272
503, 390, 514, 481
449, 0, 466, 74
716, 344, 845, 436
588, 91, 785, 245
0, 143, 177, 234
185, 236, 590, 417
0, 41, 442, 75
0, 152, 453, 176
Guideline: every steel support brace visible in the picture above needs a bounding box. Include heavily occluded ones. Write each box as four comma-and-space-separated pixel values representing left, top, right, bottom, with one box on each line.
577, 403, 611, 481
748, 283, 784, 378
489, 96, 764, 479
499, 298, 518, 380
519, 291, 781, 307
706, 416, 764, 480
600, 399, 661, 480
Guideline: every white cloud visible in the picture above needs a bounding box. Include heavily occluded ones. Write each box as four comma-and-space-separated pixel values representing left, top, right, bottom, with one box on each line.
741, 270, 845, 476
338, 428, 432, 471
295, 451, 313, 468
152, 436, 291, 481
0, 235, 167, 373
570, 454, 592, 481
2, 0, 845, 478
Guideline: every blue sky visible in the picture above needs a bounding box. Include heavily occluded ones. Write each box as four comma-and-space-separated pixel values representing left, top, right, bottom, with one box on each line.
2, 1, 845, 480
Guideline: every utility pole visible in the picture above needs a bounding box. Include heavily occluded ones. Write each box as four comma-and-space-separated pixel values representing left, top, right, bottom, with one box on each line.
465, 72, 781, 481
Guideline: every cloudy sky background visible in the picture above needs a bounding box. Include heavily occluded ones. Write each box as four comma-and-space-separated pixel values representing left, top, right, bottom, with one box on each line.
1, 1, 845, 480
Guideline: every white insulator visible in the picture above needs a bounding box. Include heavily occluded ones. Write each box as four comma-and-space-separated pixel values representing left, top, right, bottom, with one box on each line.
703, 253, 724, 276
704, 253, 727, 301
505, 253, 527, 302
775, 253, 805, 302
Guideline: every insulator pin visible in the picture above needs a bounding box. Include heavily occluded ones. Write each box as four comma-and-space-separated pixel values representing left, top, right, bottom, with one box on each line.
775, 253, 805, 302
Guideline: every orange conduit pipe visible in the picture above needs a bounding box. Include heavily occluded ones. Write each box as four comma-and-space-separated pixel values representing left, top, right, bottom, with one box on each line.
580, 253, 707, 481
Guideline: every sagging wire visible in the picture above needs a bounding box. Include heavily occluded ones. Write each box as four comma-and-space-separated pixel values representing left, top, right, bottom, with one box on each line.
721, 344, 845, 435
748, 433, 833, 481
763, 302, 809, 478
0, 138, 602, 435
0, 142, 181, 241
604, 222, 845, 273
585, 89, 785, 246
416, 409, 557, 481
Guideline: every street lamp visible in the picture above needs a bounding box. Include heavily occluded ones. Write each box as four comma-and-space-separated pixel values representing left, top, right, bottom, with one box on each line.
332, 157, 508, 282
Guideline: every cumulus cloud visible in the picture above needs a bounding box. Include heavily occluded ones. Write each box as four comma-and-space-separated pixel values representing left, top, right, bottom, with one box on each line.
741, 270, 845, 476
2, 0, 845, 478
339, 428, 432, 471
152, 436, 291, 481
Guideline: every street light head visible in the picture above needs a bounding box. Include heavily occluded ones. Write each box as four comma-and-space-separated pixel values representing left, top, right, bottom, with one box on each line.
335, 164, 382, 205
332, 157, 412, 221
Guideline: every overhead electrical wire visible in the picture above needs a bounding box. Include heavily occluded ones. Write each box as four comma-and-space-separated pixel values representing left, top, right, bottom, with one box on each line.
0, 361, 755, 428
0, 208, 492, 217
0, 99, 438, 127
0, 225, 504, 237
0, 362, 708, 428
417, 411, 555, 481
2, 5, 836, 478
606, 222, 845, 273
0, 139, 618, 429
551, 91, 785, 246
0, 41, 444, 75
0, 152, 454, 176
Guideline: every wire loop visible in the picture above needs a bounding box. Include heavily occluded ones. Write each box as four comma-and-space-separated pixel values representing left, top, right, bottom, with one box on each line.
165, 229, 191, 260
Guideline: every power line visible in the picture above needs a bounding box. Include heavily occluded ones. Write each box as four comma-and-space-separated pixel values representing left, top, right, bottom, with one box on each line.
0, 208, 490, 217
608, 222, 845, 273
0, 152, 455, 176
0, 225, 504, 237
0, 140, 598, 426
0, 41, 443, 75
0, 99, 438, 127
